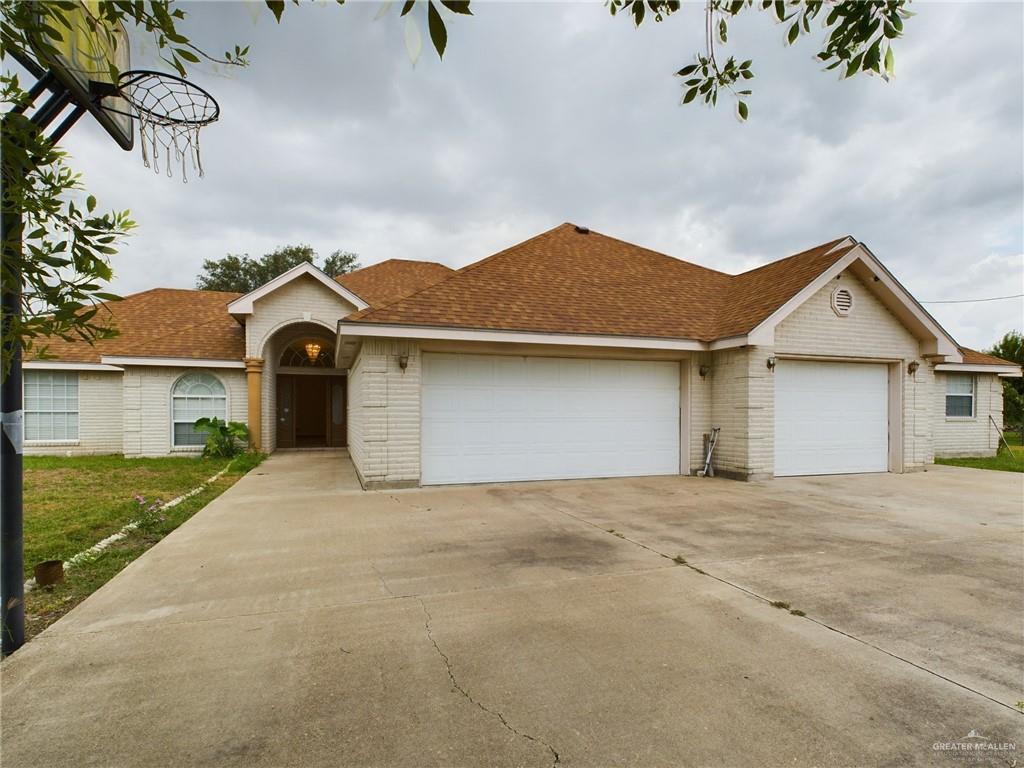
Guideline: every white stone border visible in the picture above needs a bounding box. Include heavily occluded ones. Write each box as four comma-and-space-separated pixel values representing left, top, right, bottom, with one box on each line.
24, 461, 234, 593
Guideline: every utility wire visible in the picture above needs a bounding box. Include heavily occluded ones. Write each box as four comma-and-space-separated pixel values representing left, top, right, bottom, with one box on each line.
921, 293, 1024, 304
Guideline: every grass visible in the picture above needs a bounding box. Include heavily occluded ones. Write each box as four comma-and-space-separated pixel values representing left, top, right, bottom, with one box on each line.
20, 452, 263, 641
935, 445, 1024, 473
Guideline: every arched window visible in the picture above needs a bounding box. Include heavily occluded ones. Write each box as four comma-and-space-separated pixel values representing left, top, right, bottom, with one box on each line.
279, 340, 335, 368
171, 372, 227, 447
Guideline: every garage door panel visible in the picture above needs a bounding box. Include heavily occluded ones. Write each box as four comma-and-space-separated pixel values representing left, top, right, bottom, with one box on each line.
775, 361, 888, 477
422, 354, 680, 484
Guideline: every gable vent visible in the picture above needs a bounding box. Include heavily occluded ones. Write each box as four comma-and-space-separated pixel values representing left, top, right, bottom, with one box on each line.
831, 286, 854, 316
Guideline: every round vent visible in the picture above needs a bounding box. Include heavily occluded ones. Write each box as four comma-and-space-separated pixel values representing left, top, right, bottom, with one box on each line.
831, 286, 854, 316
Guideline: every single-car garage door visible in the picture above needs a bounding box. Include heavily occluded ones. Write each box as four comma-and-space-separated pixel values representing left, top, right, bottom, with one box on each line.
774, 360, 889, 477
421, 353, 680, 485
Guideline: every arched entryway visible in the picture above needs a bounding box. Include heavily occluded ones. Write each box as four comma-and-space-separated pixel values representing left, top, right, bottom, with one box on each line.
260, 322, 346, 451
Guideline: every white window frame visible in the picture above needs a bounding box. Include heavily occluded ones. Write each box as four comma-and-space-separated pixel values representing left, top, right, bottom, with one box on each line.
944, 373, 975, 419
24, 370, 80, 443
170, 372, 228, 450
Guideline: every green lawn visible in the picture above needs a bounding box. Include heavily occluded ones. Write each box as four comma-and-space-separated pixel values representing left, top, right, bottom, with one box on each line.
935, 445, 1024, 473
21, 452, 263, 641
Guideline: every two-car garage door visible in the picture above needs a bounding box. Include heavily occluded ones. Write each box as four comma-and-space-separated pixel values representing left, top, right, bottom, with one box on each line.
774, 360, 889, 477
421, 353, 680, 485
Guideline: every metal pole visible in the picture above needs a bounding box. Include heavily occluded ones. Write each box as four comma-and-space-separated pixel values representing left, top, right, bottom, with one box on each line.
1, 114, 26, 656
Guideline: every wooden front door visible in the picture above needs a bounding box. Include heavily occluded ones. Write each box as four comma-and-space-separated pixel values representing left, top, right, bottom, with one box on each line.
276, 374, 346, 449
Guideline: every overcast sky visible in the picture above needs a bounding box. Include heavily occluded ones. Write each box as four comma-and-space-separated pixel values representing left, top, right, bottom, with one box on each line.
59, 1, 1023, 350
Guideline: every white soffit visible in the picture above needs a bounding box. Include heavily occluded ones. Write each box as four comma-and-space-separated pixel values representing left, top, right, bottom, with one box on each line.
101, 356, 245, 369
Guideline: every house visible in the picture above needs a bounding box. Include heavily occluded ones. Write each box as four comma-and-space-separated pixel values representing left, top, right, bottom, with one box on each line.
25, 223, 1021, 487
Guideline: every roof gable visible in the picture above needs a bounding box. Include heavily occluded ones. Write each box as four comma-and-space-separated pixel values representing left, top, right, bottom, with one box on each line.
227, 261, 368, 316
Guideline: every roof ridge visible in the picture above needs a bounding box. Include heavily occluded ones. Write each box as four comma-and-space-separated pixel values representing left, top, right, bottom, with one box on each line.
454, 222, 574, 276
348, 225, 576, 320
578, 227, 734, 279
732, 237, 851, 278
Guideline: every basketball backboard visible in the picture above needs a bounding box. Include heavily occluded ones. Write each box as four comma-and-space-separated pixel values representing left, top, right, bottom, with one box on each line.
32, 1, 133, 150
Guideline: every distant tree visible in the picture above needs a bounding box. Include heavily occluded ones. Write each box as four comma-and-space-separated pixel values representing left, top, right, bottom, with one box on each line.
988, 331, 1023, 435
195, 244, 361, 293
322, 250, 361, 278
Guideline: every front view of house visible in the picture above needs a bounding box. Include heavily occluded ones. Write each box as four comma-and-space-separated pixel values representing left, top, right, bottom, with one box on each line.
27, 224, 1020, 487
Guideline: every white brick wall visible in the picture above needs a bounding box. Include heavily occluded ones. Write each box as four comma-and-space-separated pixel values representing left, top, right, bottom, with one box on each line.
121, 366, 247, 457
933, 372, 1003, 457
347, 339, 421, 487
25, 371, 123, 456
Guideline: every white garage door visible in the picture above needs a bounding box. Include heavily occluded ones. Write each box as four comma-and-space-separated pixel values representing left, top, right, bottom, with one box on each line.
774, 360, 889, 477
421, 354, 680, 485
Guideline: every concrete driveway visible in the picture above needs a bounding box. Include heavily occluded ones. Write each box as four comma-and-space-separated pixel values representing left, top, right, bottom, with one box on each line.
3, 453, 1021, 767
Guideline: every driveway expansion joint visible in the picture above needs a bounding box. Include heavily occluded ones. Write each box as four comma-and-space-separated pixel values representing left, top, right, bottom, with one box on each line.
416, 597, 561, 767
543, 500, 1023, 715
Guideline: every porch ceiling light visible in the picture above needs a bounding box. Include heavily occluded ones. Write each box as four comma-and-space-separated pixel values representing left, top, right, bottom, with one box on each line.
304, 342, 322, 363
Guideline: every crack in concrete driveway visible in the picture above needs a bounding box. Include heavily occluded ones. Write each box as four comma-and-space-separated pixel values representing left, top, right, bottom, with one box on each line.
417, 597, 562, 767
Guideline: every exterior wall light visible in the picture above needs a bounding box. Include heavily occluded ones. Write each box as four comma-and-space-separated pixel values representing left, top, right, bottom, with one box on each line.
699, 365, 711, 378
397, 354, 409, 371
907, 360, 920, 375
304, 342, 321, 364
766, 355, 776, 371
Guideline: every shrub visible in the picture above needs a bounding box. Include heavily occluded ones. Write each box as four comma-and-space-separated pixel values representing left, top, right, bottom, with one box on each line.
193, 417, 250, 458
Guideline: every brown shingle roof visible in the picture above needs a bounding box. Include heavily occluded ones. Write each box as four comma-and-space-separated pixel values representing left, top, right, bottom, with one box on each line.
344, 224, 854, 341
36, 226, 997, 364
337, 259, 454, 308
714, 238, 855, 338
959, 347, 1018, 367
30, 288, 244, 364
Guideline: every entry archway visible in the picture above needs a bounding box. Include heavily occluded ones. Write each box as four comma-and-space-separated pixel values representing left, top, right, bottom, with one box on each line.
260, 322, 346, 452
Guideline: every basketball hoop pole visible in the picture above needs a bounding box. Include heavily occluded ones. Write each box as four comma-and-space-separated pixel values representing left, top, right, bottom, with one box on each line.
1, 97, 89, 656
1, 113, 28, 656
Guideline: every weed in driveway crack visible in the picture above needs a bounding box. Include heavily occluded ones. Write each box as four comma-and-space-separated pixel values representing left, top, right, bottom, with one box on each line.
416, 597, 561, 767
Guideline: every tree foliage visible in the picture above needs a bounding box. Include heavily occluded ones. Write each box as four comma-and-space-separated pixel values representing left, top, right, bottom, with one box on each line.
988, 331, 1024, 429
611, 0, 911, 121
195, 244, 361, 292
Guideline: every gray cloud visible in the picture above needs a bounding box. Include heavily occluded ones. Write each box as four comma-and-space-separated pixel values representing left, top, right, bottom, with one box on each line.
60, 0, 1022, 349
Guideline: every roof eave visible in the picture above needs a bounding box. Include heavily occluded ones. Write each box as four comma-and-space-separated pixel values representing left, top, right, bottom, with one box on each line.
337, 320, 707, 352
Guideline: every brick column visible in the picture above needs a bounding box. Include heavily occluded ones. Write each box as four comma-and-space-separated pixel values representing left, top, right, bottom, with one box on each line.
244, 358, 264, 450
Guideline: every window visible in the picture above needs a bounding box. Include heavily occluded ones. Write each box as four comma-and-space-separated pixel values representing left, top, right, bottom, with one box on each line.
24, 371, 79, 441
171, 372, 226, 447
945, 374, 975, 418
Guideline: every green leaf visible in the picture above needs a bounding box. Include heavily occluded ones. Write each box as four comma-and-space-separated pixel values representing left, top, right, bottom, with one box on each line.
719, 18, 727, 42
427, 1, 447, 58
86, 195, 96, 212
787, 22, 799, 45
265, 0, 285, 22
845, 53, 863, 78
175, 48, 200, 63
676, 64, 699, 77
440, 0, 472, 13
682, 86, 699, 104
401, 0, 416, 15
884, 45, 894, 76
632, 0, 645, 26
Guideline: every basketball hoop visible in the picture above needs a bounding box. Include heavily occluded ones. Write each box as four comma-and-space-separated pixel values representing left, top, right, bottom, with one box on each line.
93, 70, 220, 182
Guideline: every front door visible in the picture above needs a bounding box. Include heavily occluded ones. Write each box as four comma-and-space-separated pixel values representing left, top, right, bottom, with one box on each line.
276, 374, 347, 449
